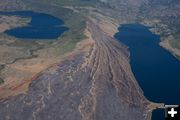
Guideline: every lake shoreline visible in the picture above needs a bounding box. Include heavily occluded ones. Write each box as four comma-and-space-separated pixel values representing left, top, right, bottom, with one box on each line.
140, 20, 180, 61
0, 11, 68, 39
160, 40, 180, 60
115, 23, 180, 120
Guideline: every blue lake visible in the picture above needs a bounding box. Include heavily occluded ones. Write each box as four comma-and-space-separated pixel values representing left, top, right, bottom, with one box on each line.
0, 11, 68, 39
114, 24, 180, 120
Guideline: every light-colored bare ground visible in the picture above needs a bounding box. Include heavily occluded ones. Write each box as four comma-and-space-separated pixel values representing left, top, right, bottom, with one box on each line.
0, 15, 30, 32
98, 19, 118, 37
0, 17, 164, 120
0, 18, 154, 120
160, 38, 180, 60
0, 28, 94, 99
141, 19, 180, 60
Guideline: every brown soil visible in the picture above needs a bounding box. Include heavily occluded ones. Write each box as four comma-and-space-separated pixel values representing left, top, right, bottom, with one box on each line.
0, 15, 30, 32
0, 27, 94, 99
0, 18, 153, 120
160, 39, 180, 60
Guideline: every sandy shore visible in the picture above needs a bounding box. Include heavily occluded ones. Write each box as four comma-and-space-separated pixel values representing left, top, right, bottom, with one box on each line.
160, 39, 180, 60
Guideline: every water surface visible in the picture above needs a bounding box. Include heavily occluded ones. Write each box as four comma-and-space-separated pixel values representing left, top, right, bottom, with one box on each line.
0, 11, 68, 39
114, 24, 180, 120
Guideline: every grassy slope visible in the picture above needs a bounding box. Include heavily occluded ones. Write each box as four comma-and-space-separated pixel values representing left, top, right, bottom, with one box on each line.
20, 0, 87, 53
0, 0, 89, 60
0, 78, 4, 84
0, 0, 88, 87
1, 0, 179, 57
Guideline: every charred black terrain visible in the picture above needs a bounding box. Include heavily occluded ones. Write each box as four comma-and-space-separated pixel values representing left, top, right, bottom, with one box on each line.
0, 20, 151, 120
0, 0, 178, 120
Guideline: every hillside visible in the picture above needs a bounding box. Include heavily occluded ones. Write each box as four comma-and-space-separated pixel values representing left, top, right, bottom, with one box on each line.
102, 0, 180, 58
0, 0, 177, 120
0, 0, 86, 98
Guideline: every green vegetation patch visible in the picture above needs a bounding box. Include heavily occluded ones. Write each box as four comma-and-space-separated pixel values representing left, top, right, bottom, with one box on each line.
20, 0, 87, 54
0, 78, 4, 85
